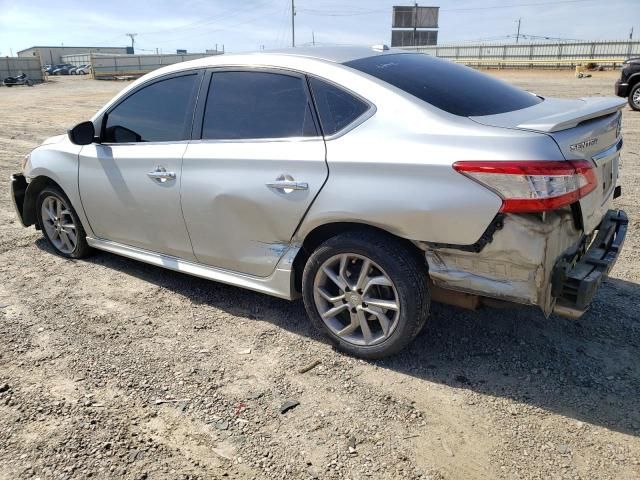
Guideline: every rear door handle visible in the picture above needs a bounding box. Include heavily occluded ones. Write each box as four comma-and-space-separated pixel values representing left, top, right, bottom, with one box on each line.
266, 180, 309, 191
147, 166, 176, 183
266, 174, 308, 192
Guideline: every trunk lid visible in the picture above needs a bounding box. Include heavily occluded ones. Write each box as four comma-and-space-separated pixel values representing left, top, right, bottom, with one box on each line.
471, 96, 625, 233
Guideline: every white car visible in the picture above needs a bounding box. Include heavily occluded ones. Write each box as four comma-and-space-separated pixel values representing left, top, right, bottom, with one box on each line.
11, 46, 628, 358
74, 64, 91, 75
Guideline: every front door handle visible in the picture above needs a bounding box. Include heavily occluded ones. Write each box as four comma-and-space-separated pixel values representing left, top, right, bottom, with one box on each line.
266, 174, 308, 193
147, 166, 176, 183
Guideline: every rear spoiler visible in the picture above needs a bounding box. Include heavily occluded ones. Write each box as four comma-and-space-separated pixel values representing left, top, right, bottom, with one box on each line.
471, 97, 626, 133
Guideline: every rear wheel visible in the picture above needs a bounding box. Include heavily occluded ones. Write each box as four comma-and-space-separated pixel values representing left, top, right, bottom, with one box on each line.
302, 230, 430, 359
629, 83, 640, 111
36, 186, 92, 259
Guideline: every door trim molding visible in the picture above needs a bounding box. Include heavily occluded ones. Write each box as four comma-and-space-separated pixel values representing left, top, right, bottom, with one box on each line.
86, 237, 300, 300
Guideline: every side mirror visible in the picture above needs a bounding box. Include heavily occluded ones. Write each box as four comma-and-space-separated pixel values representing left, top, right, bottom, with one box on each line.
68, 121, 95, 145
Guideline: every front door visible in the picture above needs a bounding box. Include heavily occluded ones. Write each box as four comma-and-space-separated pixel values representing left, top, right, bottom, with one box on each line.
181, 69, 328, 277
79, 71, 202, 260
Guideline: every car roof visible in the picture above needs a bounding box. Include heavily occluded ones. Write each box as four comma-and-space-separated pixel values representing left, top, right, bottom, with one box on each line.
144, 45, 410, 79
259, 45, 406, 64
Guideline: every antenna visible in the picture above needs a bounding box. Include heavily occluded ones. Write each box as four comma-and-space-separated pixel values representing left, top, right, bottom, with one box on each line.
126, 33, 138, 51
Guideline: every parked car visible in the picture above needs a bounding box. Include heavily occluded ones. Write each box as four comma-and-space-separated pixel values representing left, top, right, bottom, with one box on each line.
615, 57, 640, 111
43, 64, 59, 74
74, 64, 91, 75
68, 66, 79, 75
51, 64, 74, 75
10, 47, 627, 358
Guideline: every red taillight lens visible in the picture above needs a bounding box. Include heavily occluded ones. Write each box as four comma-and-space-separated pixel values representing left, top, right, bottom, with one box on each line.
453, 160, 597, 213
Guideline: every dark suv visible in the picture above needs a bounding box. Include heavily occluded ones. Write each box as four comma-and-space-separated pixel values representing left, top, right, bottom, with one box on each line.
615, 57, 640, 111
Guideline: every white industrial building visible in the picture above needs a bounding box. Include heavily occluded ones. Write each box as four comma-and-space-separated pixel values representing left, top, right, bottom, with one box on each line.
17, 46, 129, 65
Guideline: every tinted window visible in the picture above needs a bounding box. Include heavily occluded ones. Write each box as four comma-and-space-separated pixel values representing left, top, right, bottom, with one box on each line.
104, 74, 199, 143
344, 53, 542, 117
202, 71, 317, 139
309, 77, 369, 135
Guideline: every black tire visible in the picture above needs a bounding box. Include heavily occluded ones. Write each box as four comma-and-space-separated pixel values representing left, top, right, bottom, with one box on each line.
36, 186, 92, 259
629, 83, 640, 111
302, 230, 430, 359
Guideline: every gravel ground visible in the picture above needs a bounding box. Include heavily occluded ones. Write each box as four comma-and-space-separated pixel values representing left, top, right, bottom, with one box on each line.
0, 71, 639, 480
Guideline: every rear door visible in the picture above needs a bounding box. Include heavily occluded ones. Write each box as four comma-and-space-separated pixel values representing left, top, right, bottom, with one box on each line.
180, 69, 328, 277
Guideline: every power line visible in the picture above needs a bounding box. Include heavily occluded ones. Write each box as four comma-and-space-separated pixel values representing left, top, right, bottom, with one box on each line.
137, 0, 273, 37
297, 0, 619, 17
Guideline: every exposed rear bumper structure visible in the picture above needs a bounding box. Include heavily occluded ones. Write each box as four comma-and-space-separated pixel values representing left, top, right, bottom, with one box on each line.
423, 208, 627, 319
551, 209, 628, 318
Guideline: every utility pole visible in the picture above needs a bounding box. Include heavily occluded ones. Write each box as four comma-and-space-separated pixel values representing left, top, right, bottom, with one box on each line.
312, 31, 315, 46
291, 0, 296, 47
126, 33, 137, 52
630, 27, 634, 40
515, 18, 521, 43
413, 2, 418, 47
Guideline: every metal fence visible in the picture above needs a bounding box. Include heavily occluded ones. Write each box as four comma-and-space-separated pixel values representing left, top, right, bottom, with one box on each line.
60, 53, 93, 67
403, 40, 640, 69
90, 53, 220, 79
0, 56, 43, 82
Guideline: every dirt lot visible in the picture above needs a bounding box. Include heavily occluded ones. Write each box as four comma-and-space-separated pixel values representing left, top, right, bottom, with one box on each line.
0, 70, 639, 480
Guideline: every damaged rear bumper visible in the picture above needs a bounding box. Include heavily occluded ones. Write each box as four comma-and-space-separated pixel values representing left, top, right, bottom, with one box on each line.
422, 208, 627, 318
551, 209, 627, 318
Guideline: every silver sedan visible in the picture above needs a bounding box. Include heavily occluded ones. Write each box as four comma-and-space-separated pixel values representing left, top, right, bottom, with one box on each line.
11, 46, 627, 358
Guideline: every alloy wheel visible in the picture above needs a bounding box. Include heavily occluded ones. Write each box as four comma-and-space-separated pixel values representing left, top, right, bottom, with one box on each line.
40, 195, 77, 254
633, 88, 640, 108
313, 253, 400, 346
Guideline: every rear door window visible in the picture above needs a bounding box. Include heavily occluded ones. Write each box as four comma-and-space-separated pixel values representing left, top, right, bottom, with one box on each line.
201, 71, 318, 140
344, 53, 542, 117
308, 77, 370, 135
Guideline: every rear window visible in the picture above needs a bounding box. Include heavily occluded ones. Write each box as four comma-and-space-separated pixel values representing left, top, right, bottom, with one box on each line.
308, 77, 369, 135
343, 53, 542, 117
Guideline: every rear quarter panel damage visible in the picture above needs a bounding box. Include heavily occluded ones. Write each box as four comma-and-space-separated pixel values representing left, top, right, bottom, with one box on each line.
423, 210, 583, 314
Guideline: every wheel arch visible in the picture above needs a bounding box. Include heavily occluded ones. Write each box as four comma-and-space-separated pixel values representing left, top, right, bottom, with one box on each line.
22, 176, 64, 227
23, 175, 89, 232
291, 221, 426, 293
628, 72, 640, 89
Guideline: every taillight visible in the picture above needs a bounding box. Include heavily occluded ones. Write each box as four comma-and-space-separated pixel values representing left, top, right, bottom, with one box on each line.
453, 160, 597, 213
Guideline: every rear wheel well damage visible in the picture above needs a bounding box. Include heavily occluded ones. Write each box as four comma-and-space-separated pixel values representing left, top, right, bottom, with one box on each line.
291, 222, 426, 293
22, 176, 64, 227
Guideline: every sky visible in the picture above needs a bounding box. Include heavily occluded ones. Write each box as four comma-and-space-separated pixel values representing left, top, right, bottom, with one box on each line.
0, 0, 637, 56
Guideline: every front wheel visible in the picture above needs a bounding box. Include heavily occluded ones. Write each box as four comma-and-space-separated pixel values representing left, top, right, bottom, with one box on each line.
629, 83, 640, 111
36, 186, 92, 259
302, 230, 430, 359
